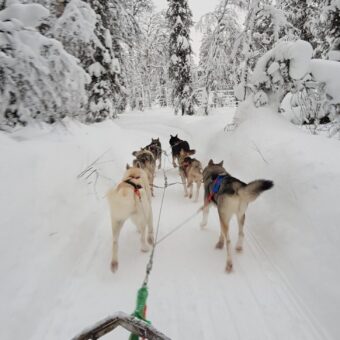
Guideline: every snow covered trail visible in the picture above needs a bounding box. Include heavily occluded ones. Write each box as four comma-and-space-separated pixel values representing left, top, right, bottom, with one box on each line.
0, 108, 337, 339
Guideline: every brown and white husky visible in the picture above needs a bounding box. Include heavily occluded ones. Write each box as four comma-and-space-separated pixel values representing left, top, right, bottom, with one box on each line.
178, 149, 203, 202
132, 148, 156, 196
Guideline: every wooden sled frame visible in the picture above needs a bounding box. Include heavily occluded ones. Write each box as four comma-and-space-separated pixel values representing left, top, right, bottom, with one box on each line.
72, 312, 171, 340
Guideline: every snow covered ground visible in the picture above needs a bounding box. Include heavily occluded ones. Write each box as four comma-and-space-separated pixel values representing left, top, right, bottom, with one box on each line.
1, 107, 339, 339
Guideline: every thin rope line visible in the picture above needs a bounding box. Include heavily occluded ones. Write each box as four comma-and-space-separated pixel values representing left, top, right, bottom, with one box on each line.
155, 207, 202, 245
142, 166, 169, 287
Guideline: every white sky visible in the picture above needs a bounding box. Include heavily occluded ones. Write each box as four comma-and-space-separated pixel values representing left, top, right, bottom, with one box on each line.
154, 0, 222, 63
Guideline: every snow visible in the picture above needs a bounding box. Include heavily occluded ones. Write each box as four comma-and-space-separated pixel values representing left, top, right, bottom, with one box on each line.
252, 40, 313, 86
177, 35, 190, 50
328, 50, 340, 61
310, 59, 340, 103
0, 3, 49, 28
1, 107, 340, 339
88, 62, 105, 77
53, 0, 98, 46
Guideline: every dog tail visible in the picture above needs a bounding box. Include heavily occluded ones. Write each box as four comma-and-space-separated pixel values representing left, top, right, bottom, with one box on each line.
240, 179, 273, 203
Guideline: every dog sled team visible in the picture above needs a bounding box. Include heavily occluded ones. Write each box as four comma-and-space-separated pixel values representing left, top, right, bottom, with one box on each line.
107, 135, 273, 273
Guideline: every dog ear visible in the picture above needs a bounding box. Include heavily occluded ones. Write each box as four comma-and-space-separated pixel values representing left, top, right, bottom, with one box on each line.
132, 151, 137, 156
156, 138, 159, 141
170, 134, 173, 138
218, 161, 224, 166
208, 159, 213, 166
126, 164, 130, 170
175, 134, 178, 137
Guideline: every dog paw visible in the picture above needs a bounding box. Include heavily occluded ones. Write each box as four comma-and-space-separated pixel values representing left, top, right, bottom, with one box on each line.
141, 244, 149, 252
111, 261, 118, 273
236, 245, 243, 252
147, 235, 154, 245
189, 194, 193, 199
225, 261, 233, 273
215, 240, 224, 249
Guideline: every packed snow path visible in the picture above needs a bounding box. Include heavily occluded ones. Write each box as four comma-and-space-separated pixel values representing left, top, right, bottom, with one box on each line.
1, 108, 338, 339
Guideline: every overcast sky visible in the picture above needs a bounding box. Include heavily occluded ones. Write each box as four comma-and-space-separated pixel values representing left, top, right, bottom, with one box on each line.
153, 0, 222, 63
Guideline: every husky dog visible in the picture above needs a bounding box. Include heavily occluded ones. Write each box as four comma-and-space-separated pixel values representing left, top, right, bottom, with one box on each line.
169, 134, 195, 168
107, 165, 154, 272
178, 149, 203, 202
132, 148, 156, 196
201, 160, 273, 272
145, 138, 162, 170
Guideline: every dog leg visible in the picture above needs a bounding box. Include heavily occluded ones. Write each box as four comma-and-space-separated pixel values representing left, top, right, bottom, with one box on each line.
215, 231, 224, 249
147, 209, 154, 246
111, 220, 124, 272
172, 155, 177, 168
236, 213, 245, 252
180, 171, 188, 197
200, 204, 210, 228
194, 181, 201, 202
218, 213, 232, 272
140, 223, 149, 252
187, 180, 193, 199
158, 156, 162, 170
132, 209, 150, 252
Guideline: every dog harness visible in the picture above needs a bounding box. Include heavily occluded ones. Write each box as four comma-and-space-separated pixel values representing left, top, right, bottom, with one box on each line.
124, 179, 142, 199
207, 175, 225, 204
181, 160, 191, 176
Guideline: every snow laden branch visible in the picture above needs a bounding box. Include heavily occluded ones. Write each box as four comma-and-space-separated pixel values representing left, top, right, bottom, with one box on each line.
246, 39, 340, 133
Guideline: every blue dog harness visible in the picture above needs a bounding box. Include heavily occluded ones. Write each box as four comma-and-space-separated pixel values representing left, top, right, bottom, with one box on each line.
212, 175, 225, 193
207, 175, 226, 203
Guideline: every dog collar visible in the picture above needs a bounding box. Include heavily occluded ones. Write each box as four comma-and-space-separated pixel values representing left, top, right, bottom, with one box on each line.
124, 179, 142, 190
124, 179, 142, 199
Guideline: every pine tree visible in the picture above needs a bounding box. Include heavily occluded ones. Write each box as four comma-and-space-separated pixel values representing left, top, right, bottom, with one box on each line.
233, 0, 293, 100
0, 2, 88, 128
166, 0, 194, 115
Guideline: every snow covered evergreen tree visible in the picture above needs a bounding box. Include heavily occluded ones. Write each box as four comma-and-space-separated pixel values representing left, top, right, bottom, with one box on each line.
166, 0, 194, 115
0, 1, 88, 128
52, 0, 139, 122
233, 0, 294, 101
